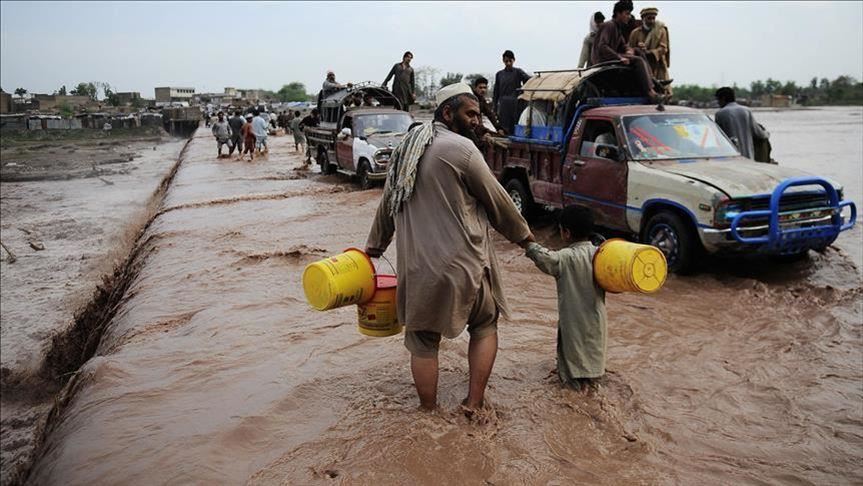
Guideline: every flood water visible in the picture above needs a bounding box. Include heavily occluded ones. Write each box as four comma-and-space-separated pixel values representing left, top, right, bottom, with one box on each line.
25, 107, 863, 484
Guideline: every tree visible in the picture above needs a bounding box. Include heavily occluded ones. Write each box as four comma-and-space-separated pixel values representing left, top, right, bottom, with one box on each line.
58, 85, 67, 96
749, 80, 765, 98
70, 82, 97, 100
414, 66, 440, 101
277, 82, 308, 102
439, 72, 463, 87
14, 87, 27, 96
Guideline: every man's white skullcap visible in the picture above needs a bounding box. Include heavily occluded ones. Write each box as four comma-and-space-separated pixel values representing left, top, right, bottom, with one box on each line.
435, 83, 474, 106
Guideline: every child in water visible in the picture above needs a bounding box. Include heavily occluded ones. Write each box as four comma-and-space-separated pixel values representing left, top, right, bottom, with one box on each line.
525, 205, 607, 389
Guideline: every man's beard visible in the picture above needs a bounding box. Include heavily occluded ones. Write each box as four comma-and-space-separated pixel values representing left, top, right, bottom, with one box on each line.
450, 117, 480, 145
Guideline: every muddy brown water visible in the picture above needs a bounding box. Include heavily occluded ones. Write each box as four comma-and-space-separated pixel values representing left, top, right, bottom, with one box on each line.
23, 107, 863, 484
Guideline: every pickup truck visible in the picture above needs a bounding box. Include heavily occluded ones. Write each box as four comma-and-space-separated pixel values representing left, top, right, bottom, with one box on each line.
484, 66, 857, 273
306, 84, 414, 189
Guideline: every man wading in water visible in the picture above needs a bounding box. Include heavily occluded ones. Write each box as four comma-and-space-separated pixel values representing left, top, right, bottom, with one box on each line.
366, 83, 534, 413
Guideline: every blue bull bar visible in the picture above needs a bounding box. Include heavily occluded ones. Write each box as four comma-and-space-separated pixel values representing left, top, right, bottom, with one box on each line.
730, 177, 857, 254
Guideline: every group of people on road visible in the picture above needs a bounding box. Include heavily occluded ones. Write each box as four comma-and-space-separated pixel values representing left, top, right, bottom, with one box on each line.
209, 109, 272, 161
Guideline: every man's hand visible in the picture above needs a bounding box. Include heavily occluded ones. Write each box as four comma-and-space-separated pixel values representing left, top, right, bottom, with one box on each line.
625, 47, 635, 56
518, 234, 536, 248
619, 56, 631, 65
365, 247, 383, 258
497, 128, 506, 135
637, 41, 646, 49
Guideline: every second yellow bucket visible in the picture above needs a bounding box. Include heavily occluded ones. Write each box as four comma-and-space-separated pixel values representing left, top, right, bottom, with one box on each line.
357, 274, 402, 337
302, 248, 376, 310
593, 239, 667, 293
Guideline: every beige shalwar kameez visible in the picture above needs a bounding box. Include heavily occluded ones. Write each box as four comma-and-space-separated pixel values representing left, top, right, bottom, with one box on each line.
366, 122, 530, 340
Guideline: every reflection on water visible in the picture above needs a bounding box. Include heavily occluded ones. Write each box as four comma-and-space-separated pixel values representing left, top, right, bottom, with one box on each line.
27, 108, 863, 484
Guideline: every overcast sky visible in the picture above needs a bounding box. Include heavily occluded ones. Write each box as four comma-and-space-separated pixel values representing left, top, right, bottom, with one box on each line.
2, 1, 862, 98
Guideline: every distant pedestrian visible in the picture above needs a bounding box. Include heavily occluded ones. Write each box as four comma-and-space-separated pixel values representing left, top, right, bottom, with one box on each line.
251, 109, 269, 155
290, 110, 306, 156
714, 87, 769, 160
240, 114, 256, 161
228, 110, 245, 156
211, 112, 232, 158
629, 7, 671, 92
382, 51, 416, 112
299, 109, 321, 164
578, 12, 606, 68
493, 49, 532, 134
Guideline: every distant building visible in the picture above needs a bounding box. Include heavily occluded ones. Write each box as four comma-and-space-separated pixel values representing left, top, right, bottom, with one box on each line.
0, 89, 11, 114
224, 87, 238, 97
154, 87, 195, 104
32, 94, 93, 111
760, 94, 792, 108
115, 92, 141, 105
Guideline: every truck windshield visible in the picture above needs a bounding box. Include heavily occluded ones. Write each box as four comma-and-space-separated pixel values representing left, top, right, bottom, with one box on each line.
354, 113, 413, 137
622, 114, 739, 160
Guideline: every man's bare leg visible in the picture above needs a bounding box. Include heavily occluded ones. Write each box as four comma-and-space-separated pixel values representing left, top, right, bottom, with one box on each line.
465, 332, 497, 409
411, 354, 439, 410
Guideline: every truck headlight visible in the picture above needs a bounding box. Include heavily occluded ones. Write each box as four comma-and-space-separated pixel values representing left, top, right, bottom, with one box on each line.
714, 199, 746, 227
374, 150, 391, 163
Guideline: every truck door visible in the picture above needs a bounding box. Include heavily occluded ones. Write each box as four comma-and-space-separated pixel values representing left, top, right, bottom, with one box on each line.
561, 118, 629, 230
336, 115, 355, 171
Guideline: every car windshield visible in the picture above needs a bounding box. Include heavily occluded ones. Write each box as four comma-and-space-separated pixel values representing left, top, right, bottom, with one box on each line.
622, 113, 739, 160
354, 113, 413, 137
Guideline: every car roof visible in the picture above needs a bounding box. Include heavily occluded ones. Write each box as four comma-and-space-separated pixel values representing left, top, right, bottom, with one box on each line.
346, 107, 411, 115
584, 105, 702, 118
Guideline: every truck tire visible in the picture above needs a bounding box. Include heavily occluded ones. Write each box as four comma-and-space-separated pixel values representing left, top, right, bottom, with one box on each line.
505, 179, 533, 219
317, 149, 335, 175
357, 160, 373, 190
642, 210, 700, 274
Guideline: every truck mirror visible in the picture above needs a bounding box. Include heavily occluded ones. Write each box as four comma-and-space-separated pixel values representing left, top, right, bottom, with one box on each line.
595, 144, 622, 161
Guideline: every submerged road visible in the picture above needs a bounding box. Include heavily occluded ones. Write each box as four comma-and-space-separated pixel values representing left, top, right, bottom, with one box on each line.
26, 126, 862, 484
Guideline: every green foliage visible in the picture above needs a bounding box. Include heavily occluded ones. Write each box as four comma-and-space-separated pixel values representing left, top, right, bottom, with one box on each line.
70, 82, 97, 100
277, 82, 308, 102
58, 85, 67, 96
673, 75, 862, 106
439, 72, 463, 87
57, 101, 74, 117
14, 87, 27, 96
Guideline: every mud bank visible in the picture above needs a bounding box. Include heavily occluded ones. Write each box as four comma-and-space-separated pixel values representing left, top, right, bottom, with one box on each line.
22, 115, 863, 484
0, 135, 188, 484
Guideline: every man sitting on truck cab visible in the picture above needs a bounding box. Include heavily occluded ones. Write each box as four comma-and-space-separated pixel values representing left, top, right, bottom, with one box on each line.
592, 0, 664, 104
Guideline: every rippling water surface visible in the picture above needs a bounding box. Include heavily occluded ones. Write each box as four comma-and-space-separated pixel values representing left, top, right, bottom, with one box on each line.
27, 107, 863, 484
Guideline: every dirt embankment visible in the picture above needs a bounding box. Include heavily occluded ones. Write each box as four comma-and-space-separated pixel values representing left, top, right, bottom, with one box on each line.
0, 126, 171, 182
0, 127, 189, 485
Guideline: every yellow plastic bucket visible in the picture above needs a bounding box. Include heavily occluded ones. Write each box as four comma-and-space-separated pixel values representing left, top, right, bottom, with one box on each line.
302, 248, 376, 310
593, 239, 667, 293
357, 274, 402, 337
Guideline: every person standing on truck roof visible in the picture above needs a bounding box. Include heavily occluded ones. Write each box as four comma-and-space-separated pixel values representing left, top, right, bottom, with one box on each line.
227, 110, 246, 157
714, 87, 769, 160
578, 11, 606, 69
365, 83, 535, 414
592, 0, 664, 103
382, 51, 416, 112
629, 7, 671, 93
472, 76, 506, 136
493, 50, 532, 135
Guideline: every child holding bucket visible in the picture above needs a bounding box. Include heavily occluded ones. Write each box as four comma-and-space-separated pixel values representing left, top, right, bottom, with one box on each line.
525, 205, 607, 390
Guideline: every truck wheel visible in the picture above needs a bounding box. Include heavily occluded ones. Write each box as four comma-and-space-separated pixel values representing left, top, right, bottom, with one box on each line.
505, 179, 533, 219
357, 160, 372, 190
317, 150, 335, 175
642, 211, 699, 274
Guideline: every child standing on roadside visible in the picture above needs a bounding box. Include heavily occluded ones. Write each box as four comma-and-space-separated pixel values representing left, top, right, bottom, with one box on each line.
525, 205, 607, 389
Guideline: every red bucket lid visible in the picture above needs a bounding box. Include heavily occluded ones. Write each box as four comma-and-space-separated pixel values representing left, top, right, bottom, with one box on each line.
376, 274, 397, 289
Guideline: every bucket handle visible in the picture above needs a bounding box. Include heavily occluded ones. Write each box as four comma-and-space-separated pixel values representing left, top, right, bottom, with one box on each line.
376, 254, 397, 276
